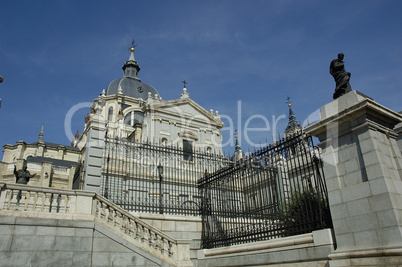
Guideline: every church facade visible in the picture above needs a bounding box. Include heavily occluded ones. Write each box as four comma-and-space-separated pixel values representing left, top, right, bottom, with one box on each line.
75, 46, 224, 153
0, 45, 226, 210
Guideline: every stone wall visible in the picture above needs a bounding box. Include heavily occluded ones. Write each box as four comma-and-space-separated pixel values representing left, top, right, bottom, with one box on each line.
194, 229, 334, 267
0, 216, 172, 267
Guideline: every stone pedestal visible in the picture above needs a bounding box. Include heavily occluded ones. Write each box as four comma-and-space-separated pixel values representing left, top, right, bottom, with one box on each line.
395, 120, 402, 153
305, 91, 402, 266
82, 114, 106, 193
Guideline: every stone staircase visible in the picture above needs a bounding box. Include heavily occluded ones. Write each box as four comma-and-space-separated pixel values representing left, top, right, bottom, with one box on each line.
0, 182, 193, 266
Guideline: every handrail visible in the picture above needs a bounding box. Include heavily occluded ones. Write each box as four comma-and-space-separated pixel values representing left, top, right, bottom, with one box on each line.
93, 192, 177, 260
0, 182, 191, 266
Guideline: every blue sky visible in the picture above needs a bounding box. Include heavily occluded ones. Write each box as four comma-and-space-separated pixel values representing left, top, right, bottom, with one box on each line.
0, 0, 401, 156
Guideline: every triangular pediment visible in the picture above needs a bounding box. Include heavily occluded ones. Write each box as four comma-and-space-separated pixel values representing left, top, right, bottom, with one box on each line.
149, 98, 223, 127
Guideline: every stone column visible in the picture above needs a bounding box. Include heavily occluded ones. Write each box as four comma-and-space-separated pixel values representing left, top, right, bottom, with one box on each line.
40, 161, 53, 187
305, 91, 402, 266
134, 123, 142, 142
15, 141, 26, 160
82, 113, 106, 193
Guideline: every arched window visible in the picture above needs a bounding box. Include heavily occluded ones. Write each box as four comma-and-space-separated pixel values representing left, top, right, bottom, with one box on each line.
123, 111, 144, 127
108, 107, 114, 121
183, 140, 193, 161
124, 111, 134, 126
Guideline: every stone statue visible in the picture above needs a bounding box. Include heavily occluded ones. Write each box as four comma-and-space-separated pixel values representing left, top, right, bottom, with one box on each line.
14, 165, 35, 184
330, 53, 352, 99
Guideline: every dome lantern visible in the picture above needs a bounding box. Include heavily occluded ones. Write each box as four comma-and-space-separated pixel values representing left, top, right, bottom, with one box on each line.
106, 44, 160, 100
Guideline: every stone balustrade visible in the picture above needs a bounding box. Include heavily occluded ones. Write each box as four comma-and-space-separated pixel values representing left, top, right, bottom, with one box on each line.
0, 182, 192, 266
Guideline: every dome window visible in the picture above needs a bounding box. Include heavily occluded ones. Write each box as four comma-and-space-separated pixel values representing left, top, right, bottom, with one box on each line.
108, 107, 114, 121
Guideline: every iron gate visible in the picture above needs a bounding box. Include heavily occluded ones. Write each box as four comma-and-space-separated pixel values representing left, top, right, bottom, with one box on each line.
101, 137, 230, 216
198, 132, 332, 249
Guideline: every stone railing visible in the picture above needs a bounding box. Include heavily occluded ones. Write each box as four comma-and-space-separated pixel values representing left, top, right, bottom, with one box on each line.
0, 182, 192, 267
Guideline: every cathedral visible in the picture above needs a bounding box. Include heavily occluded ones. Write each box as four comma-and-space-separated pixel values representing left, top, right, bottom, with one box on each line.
74, 46, 224, 151
0, 45, 228, 211
0, 44, 303, 216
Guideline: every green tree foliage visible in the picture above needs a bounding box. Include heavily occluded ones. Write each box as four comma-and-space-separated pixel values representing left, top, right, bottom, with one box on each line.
279, 188, 332, 237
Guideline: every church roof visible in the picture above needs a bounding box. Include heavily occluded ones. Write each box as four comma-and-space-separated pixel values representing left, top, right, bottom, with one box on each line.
27, 156, 78, 167
28, 141, 80, 151
106, 46, 159, 100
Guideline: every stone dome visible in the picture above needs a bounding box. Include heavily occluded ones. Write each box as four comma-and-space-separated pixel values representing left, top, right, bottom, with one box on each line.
106, 77, 158, 100
106, 47, 159, 100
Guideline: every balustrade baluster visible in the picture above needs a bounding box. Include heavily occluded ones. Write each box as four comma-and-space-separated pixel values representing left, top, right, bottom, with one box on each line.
43, 193, 51, 212
50, 194, 58, 213
139, 225, 145, 242
20, 190, 29, 211
156, 235, 162, 252
136, 224, 142, 240
94, 199, 100, 218
9, 189, 18, 210
149, 231, 156, 248
27, 191, 36, 211
143, 228, 150, 244
36, 192, 44, 212
0, 188, 9, 209
115, 211, 121, 230
59, 195, 68, 214
168, 241, 174, 257
134, 221, 140, 240
126, 218, 132, 236
107, 206, 114, 223
121, 216, 128, 234
100, 202, 106, 219
161, 237, 166, 255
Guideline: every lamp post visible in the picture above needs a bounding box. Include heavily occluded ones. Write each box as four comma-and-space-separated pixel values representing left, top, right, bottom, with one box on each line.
157, 163, 164, 214
105, 154, 110, 199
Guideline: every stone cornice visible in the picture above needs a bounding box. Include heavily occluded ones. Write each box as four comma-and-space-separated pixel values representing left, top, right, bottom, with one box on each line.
305, 91, 402, 137
147, 97, 223, 127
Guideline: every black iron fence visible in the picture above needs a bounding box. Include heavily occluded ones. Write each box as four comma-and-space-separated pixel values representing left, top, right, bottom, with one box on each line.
198, 132, 332, 249
101, 137, 230, 216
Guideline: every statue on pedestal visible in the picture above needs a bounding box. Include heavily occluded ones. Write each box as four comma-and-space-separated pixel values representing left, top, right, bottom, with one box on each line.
330, 53, 352, 99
